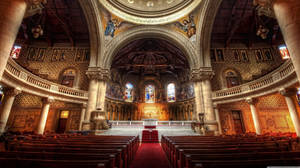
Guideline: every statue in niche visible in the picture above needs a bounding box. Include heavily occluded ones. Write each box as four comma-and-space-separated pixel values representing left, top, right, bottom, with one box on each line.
174, 14, 196, 39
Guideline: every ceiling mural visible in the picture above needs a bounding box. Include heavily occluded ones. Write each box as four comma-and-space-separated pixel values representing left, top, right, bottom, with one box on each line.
100, 6, 135, 39
99, 0, 202, 25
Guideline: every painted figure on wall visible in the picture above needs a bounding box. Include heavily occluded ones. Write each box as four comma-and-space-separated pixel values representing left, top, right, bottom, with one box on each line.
145, 85, 155, 103
175, 14, 196, 38
124, 83, 134, 102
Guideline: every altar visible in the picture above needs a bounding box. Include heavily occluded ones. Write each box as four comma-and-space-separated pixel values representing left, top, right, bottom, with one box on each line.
143, 119, 158, 126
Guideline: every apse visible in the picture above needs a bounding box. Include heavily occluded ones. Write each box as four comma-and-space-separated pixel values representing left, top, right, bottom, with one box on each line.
106, 38, 195, 121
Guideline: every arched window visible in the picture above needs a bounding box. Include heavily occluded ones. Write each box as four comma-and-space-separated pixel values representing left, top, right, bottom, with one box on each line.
145, 85, 155, 103
124, 83, 134, 102
61, 69, 76, 87
225, 70, 240, 88
167, 83, 176, 102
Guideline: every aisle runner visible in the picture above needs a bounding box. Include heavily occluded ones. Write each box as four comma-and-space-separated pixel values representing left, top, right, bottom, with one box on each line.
130, 143, 171, 168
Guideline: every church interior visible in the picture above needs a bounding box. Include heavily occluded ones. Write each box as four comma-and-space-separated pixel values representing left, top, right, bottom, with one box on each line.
1, 0, 300, 167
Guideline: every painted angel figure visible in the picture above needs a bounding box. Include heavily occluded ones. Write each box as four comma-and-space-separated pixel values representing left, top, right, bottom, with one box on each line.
175, 14, 196, 38
103, 9, 132, 38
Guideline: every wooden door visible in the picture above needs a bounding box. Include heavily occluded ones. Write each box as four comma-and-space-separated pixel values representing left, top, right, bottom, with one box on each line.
232, 110, 245, 134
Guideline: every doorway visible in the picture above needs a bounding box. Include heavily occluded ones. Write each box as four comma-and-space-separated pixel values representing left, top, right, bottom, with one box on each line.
231, 110, 245, 134
57, 110, 69, 133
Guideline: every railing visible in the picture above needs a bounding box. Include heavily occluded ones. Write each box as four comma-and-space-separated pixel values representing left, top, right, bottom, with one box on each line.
213, 60, 296, 102
1, 58, 297, 104
2, 58, 88, 102
109, 120, 193, 126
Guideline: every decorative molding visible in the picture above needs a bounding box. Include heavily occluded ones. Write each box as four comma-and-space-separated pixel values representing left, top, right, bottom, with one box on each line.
5, 87, 22, 97
245, 97, 256, 105
190, 68, 214, 82
279, 88, 297, 97
86, 68, 110, 81
253, 0, 275, 18
25, 0, 47, 18
42, 96, 55, 104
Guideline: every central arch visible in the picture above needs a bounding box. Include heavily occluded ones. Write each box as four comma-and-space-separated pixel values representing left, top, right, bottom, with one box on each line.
102, 26, 200, 70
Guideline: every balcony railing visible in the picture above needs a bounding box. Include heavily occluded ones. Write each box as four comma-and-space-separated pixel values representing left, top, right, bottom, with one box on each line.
1, 58, 297, 105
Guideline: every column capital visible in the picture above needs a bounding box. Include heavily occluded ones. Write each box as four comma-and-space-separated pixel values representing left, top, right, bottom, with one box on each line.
213, 103, 218, 109
279, 88, 298, 97
245, 97, 256, 105
190, 68, 214, 82
5, 87, 22, 97
86, 68, 110, 81
253, 0, 275, 18
42, 96, 55, 104
81, 103, 87, 108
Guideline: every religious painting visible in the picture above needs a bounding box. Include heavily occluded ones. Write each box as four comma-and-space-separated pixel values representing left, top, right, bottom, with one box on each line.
124, 83, 134, 102
210, 49, 216, 62
167, 83, 176, 102
51, 49, 60, 62
216, 49, 224, 62
36, 48, 46, 61
232, 50, 240, 62
278, 45, 290, 60
61, 69, 76, 87
240, 50, 249, 62
254, 49, 263, 62
10, 45, 22, 59
145, 85, 155, 103
27, 47, 37, 61
174, 14, 196, 40
225, 70, 240, 88
263, 48, 273, 61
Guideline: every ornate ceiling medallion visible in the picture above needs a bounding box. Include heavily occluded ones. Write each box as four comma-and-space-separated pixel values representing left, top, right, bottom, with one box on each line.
99, 0, 202, 25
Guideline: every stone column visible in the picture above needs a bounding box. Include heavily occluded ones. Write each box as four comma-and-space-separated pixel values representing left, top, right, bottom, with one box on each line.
193, 81, 204, 120
0, 0, 27, 80
279, 88, 300, 136
37, 97, 54, 135
85, 78, 98, 121
246, 97, 261, 135
79, 103, 87, 131
255, 0, 300, 82
96, 80, 107, 111
0, 87, 22, 133
213, 103, 222, 135
202, 79, 217, 131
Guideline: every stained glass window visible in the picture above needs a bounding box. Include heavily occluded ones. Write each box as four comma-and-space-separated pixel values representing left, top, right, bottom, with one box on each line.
10, 45, 22, 59
297, 88, 300, 106
279, 45, 290, 60
167, 83, 176, 102
145, 85, 155, 103
0, 85, 3, 105
125, 83, 134, 102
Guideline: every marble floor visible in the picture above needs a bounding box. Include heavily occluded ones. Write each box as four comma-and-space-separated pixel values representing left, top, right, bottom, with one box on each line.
98, 125, 199, 141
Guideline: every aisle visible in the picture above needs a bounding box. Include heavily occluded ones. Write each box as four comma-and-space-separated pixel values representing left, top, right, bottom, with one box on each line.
130, 143, 172, 168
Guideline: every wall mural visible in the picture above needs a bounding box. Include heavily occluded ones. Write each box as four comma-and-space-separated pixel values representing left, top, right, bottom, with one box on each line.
101, 7, 134, 39
24, 47, 90, 62
177, 83, 195, 101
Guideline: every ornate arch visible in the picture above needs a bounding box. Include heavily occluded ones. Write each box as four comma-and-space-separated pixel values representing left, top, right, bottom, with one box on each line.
102, 26, 199, 70
196, 0, 223, 67
78, 0, 104, 67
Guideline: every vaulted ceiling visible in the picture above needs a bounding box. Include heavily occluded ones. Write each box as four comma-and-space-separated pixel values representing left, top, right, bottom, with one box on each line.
111, 38, 189, 77
211, 0, 283, 47
17, 0, 89, 46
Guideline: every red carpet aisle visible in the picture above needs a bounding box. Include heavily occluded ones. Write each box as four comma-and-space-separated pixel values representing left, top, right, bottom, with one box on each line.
130, 143, 172, 168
